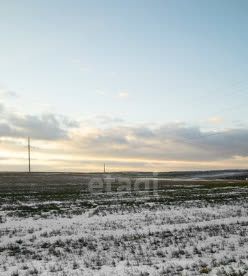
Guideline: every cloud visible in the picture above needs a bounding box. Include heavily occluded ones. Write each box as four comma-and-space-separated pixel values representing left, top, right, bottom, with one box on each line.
72, 59, 91, 73
207, 116, 223, 124
64, 123, 248, 163
0, 102, 78, 140
92, 115, 125, 126
0, 123, 16, 137
96, 89, 106, 96
8, 114, 69, 140
118, 91, 129, 98
0, 87, 18, 99
2, 98, 248, 171
2, 99, 248, 163
0, 103, 5, 113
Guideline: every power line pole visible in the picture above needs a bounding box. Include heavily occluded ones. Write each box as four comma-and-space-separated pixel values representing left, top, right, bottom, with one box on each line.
28, 137, 31, 173
104, 163, 106, 173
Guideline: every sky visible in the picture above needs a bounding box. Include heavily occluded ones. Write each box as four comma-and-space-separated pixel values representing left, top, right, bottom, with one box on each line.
1, 0, 248, 172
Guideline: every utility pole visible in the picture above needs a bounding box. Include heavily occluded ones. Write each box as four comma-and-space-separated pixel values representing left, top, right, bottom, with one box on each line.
104, 163, 106, 173
28, 137, 31, 173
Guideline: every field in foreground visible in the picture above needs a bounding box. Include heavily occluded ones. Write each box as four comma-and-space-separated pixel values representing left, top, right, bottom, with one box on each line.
1, 173, 248, 276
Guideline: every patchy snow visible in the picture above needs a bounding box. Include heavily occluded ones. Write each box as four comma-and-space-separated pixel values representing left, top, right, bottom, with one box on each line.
1, 178, 248, 275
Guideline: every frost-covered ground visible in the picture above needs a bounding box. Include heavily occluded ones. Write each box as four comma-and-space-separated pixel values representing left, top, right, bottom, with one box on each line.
0, 173, 248, 276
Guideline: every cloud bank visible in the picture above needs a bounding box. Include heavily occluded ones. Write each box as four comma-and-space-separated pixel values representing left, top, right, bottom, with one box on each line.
1, 101, 248, 171
0, 102, 78, 140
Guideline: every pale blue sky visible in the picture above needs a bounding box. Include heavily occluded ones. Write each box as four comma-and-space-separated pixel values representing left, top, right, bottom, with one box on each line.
1, 0, 248, 171
1, 0, 248, 126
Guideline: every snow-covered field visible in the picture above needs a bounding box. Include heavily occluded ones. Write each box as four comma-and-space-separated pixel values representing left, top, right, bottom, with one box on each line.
0, 173, 248, 276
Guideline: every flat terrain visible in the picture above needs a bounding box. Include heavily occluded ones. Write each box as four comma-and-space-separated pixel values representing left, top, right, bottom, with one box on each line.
1, 173, 248, 275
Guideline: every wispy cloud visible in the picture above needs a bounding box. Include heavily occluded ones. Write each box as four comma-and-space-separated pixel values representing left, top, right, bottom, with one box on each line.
96, 89, 106, 96
72, 59, 91, 73
207, 116, 224, 124
0, 87, 18, 99
118, 91, 129, 98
